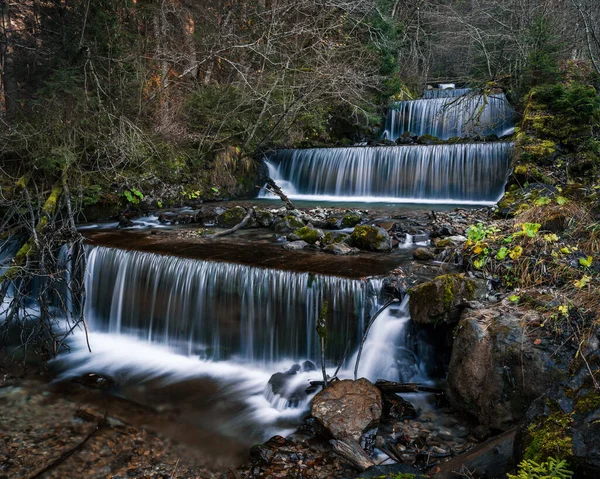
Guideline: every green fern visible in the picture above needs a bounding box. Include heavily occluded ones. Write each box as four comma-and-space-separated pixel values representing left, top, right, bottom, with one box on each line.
508, 457, 573, 479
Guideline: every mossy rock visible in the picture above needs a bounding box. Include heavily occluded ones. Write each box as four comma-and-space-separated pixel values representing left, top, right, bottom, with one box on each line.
408, 274, 477, 325
511, 164, 555, 186
350, 225, 392, 252
288, 225, 323, 245
254, 209, 275, 227
273, 215, 305, 233
341, 213, 362, 228
216, 206, 247, 228
322, 231, 350, 246
417, 134, 443, 145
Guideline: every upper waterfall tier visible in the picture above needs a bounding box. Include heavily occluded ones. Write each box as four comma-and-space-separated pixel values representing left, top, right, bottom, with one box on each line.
383, 93, 514, 140
84, 246, 383, 365
260, 143, 513, 205
421, 88, 473, 99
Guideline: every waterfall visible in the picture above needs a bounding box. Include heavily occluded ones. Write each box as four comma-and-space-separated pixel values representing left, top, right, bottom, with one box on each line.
383, 93, 514, 140
351, 296, 429, 383
260, 143, 513, 204
421, 88, 473, 99
84, 246, 383, 365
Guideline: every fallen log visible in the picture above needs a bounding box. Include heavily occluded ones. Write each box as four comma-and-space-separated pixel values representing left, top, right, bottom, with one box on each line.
430, 428, 517, 479
375, 380, 444, 394
330, 438, 374, 471
256, 178, 296, 210
208, 208, 254, 238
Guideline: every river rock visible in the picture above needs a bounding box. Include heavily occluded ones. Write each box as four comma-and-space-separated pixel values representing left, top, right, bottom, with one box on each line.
288, 224, 324, 244
341, 213, 362, 228
267, 366, 308, 408
254, 208, 275, 227
382, 392, 417, 422
350, 225, 392, 252
412, 247, 435, 260
216, 206, 247, 227
311, 379, 382, 441
273, 215, 305, 233
283, 240, 309, 250
408, 274, 478, 325
324, 243, 359, 255
447, 303, 572, 430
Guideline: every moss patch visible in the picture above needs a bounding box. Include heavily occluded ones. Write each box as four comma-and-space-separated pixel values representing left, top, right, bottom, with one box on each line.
293, 226, 321, 244
524, 402, 574, 462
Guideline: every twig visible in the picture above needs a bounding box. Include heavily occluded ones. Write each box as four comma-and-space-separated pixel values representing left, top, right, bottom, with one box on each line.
169, 458, 180, 479
28, 415, 107, 479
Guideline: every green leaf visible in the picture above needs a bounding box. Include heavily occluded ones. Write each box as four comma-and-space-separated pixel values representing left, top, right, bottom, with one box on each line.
522, 222, 541, 238
473, 257, 485, 269
496, 247, 508, 260
579, 255, 593, 268
556, 196, 568, 205
509, 295, 520, 303
535, 196, 552, 206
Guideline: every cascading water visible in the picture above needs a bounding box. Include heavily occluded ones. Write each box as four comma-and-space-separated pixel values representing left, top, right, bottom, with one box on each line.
84, 245, 382, 365
259, 142, 513, 204
421, 87, 473, 99
383, 93, 515, 140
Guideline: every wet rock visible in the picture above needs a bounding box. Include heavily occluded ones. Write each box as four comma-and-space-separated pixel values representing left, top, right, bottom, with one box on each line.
273, 215, 305, 233
73, 372, 116, 391
254, 209, 275, 227
324, 243, 359, 255
302, 360, 317, 372
341, 213, 362, 228
118, 216, 134, 228
408, 274, 477, 325
288, 225, 324, 245
267, 367, 308, 408
382, 274, 407, 299
382, 392, 417, 422
350, 225, 392, 252
448, 303, 572, 430
322, 231, 350, 245
412, 247, 435, 260
325, 216, 343, 229
283, 240, 309, 251
311, 379, 382, 441
216, 206, 247, 228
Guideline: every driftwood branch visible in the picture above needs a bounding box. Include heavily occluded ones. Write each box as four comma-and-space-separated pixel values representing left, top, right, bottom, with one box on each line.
375, 380, 444, 394
208, 208, 254, 238
330, 438, 374, 471
257, 178, 296, 210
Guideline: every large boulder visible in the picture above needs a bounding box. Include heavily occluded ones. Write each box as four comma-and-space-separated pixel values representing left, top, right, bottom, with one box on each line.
408, 274, 478, 325
311, 379, 382, 441
515, 329, 600, 476
216, 206, 247, 228
447, 303, 571, 430
350, 225, 392, 252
